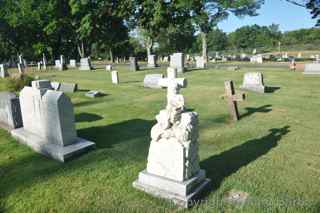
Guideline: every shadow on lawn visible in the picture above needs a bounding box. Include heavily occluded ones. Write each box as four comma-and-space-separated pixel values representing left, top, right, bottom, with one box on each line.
201, 125, 290, 191
0, 119, 154, 204
75, 113, 104, 123
73, 99, 107, 108
78, 119, 154, 148
266, 86, 281, 93
240, 104, 272, 119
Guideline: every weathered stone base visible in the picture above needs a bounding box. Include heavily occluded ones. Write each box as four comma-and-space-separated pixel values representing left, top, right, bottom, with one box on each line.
240, 86, 265, 93
133, 169, 211, 208
11, 128, 95, 162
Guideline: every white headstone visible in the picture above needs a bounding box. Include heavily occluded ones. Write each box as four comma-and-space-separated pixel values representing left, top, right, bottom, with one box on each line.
250, 55, 263, 64
240, 72, 266, 93
195, 56, 206, 69
55, 60, 61, 68
59, 55, 66, 70
79, 58, 92, 71
11, 87, 95, 162
0, 92, 23, 130
111, 71, 119, 84
106, 65, 112, 71
148, 55, 157, 68
167, 67, 177, 79
304, 64, 320, 74
37, 62, 42, 71
69, 59, 77, 68
170, 53, 184, 73
143, 74, 164, 89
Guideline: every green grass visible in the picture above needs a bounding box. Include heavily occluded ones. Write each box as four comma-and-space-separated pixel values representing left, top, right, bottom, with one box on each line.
0, 64, 320, 212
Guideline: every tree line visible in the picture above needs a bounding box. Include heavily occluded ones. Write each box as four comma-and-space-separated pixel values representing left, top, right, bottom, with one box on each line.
0, 0, 318, 63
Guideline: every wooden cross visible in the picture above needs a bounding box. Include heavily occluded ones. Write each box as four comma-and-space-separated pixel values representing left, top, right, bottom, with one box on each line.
223, 80, 246, 121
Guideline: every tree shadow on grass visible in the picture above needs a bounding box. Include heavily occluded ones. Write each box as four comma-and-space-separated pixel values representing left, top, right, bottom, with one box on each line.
201, 126, 290, 191
0, 119, 154, 206
240, 105, 272, 119
75, 113, 104, 123
78, 119, 155, 149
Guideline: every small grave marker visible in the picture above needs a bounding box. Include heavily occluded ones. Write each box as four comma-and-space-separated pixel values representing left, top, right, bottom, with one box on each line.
223, 81, 246, 121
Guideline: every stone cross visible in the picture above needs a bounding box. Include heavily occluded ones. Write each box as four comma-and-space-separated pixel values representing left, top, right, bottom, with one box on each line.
158, 74, 186, 98
223, 80, 246, 121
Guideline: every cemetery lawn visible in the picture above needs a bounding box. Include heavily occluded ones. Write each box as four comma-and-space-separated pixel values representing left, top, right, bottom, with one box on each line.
1, 64, 320, 213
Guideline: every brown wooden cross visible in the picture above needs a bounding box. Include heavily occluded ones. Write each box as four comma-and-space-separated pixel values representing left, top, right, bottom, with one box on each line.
223, 80, 246, 121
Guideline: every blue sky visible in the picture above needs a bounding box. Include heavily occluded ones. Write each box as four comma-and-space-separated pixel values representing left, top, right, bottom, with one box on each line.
218, 0, 317, 33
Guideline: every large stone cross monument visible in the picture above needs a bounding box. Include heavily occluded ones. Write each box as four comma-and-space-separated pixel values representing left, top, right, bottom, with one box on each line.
133, 69, 211, 208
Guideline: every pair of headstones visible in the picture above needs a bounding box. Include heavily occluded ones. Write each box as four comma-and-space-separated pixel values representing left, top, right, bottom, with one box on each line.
8, 81, 95, 162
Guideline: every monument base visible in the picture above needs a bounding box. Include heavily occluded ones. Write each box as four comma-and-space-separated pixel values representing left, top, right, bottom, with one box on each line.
240, 85, 265, 93
133, 169, 211, 208
11, 128, 95, 162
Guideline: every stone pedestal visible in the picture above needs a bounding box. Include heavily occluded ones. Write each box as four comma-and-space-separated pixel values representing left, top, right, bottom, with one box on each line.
133, 170, 210, 208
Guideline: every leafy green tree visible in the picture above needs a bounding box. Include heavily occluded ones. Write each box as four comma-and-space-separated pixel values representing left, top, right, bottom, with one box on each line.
188, 0, 264, 62
69, 0, 133, 58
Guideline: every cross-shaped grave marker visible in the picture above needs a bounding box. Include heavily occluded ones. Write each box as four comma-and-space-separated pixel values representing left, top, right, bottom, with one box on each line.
158, 68, 187, 96
222, 80, 246, 121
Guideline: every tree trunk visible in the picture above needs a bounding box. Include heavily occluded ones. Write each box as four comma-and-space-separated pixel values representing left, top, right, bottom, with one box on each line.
146, 37, 153, 57
201, 32, 208, 63
109, 49, 114, 63
77, 41, 85, 58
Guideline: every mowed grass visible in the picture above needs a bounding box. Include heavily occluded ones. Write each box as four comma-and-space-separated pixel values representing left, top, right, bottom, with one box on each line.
0, 64, 320, 212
